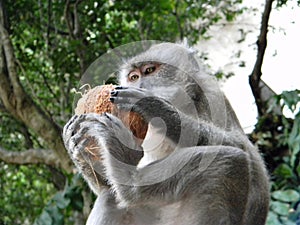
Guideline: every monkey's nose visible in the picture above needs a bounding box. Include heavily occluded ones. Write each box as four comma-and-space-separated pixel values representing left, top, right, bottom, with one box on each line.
139, 80, 150, 89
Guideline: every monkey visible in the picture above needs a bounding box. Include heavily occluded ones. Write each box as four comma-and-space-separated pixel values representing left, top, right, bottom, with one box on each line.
63, 42, 269, 225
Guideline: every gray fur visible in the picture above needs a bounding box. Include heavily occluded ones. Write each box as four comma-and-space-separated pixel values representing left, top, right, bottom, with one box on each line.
63, 42, 269, 225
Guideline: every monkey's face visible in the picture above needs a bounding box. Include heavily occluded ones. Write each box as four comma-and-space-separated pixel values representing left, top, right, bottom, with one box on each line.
119, 61, 188, 102
118, 61, 200, 119
120, 60, 188, 88
118, 43, 201, 92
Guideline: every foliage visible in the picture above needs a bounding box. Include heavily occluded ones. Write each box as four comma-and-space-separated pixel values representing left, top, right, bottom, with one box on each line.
276, 0, 300, 7
1, 0, 245, 224
260, 90, 300, 224
33, 174, 84, 225
0, 164, 56, 225
0, 113, 56, 225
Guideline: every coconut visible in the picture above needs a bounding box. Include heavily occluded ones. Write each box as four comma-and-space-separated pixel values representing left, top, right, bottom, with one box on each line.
75, 84, 148, 140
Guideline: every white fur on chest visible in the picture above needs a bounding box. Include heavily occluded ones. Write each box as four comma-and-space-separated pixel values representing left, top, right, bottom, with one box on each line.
137, 119, 175, 168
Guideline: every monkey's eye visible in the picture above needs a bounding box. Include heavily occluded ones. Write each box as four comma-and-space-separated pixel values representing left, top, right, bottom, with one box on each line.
143, 64, 157, 75
128, 72, 140, 82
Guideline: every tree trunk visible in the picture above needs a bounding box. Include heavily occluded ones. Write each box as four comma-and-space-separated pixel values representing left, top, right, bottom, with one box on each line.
0, 0, 72, 172
249, 0, 275, 117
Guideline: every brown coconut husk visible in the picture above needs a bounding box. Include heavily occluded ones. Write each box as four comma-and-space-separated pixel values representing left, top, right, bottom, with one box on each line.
75, 84, 148, 140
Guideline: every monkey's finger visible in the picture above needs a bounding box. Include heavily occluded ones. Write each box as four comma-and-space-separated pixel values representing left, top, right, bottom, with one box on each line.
63, 114, 103, 143
63, 115, 78, 136
110, 96, 140, 105
63, 115, 83, 141
112, 86, 152, 99
114, 86, 128, 90
79, 113, 105, 123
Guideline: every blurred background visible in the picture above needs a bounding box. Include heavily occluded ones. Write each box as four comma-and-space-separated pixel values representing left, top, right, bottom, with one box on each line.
0, 0, 299, 224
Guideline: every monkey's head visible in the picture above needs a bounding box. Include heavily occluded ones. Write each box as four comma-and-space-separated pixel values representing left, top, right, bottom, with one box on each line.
119, 43, 201, 88
118, 42, 210, 119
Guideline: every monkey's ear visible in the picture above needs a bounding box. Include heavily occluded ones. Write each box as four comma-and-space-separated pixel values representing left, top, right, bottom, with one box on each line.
177, 38, 198, 54
180, 37, 189, 48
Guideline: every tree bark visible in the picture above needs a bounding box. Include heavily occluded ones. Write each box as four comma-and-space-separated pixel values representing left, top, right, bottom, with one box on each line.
249, 0, 274, 116
0, 1, 72, 172
0, 147, 59, 167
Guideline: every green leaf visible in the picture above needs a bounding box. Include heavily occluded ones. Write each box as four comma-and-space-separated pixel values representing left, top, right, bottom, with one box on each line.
279, 217, 297, 225
280, 90, 300, 113
272, 190, 300, 203
274, 164, 294, 178
266, 211, 282, 225
34, 211, 52, 225
46, 206, 64, 225
296, 164, 300, 176
288, 116, 300, 167
65, 186, 83, 211
52, 192, 70, 209
271, 201, 290, 216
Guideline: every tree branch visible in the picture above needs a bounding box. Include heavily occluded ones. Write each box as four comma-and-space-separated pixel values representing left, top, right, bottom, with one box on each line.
64, 0, 75, 39
0, 102, 6, 112
173, 0, 184, 41
249, 0, 274, 116
0, 3, 73, 172
46, 0, 52, 47
0, 147, 59, 167
64, 0, 87, 74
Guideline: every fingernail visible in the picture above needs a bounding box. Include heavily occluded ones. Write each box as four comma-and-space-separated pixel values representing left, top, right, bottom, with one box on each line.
110, 91, 118, 96
115, 86, 127, 90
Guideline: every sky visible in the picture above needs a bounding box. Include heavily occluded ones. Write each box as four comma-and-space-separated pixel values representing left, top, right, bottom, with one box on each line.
196, 0, 300, 132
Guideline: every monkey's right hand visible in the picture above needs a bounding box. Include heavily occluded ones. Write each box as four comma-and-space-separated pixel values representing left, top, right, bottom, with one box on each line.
62, 113, 109, 192
63, 113, 143, 193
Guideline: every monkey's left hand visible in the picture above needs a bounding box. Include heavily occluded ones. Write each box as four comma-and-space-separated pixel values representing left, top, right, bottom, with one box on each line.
110, 86, 180, 123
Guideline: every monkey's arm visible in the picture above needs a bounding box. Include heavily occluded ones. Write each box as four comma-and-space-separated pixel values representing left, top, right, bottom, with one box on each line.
80, 113, 250, 207
180, 113, 247, 148
86, 187, 134, 225
100, 129, 250, 209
